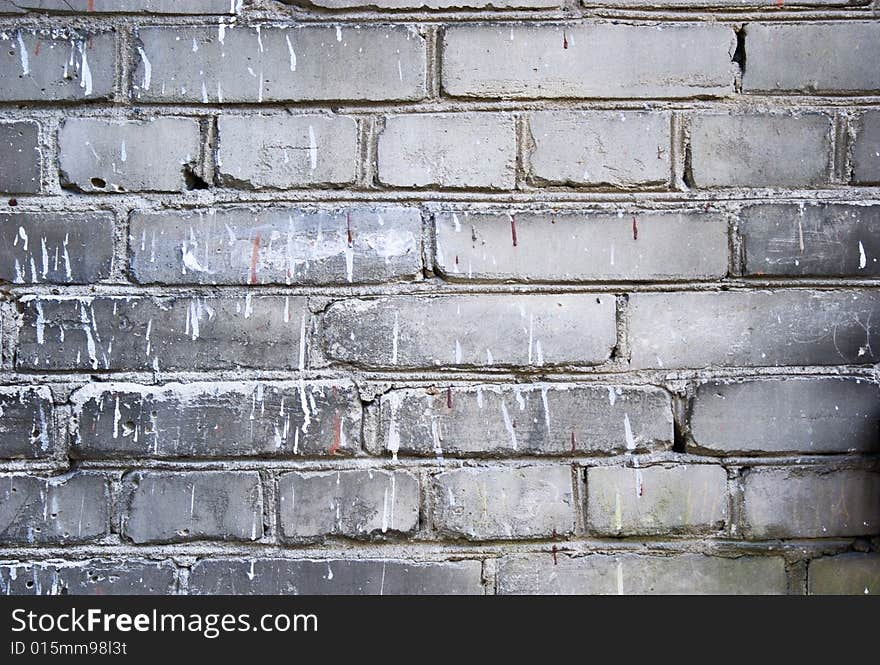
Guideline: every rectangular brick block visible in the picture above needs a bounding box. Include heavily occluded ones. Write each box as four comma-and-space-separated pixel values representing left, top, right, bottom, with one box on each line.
497, 553, 787, 594
132, 25, 425, 103
0, 386, 53, 459
0, 121, 40, 193
380, 384, 673, 457
121, 471, 263, 544
742, 467, 880, 539
278, 470, 419, 542
432, 466, 575, 540
18, 295, 309, 372
0, 560, 177, 595
689, 113, 832, 188
584, 0, 861, 4
853, 111, 880, 184
309, 0, 557, 6
0, 211, 114, 284
435, 209, 728, 282
58, 117, 202, 193
442, 23, 737, 99
0, 473, 109, 544
690, 378, 880, 455
526, 111, 671, 188
586, 464, 728, 536
0, 0, 235, 12
378, 113, 516, 189
217, 114, 357, 189
188, 558, 484, 595
808, 553, 880, 595
321, 295, 617, 369
743, 23, 880, 94
71, 380, 361, 459
628, 290, 880, 369
739, 203, 880, 276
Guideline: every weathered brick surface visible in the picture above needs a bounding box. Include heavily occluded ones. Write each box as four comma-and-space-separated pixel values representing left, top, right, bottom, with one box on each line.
0, 121, 40, 193
586, 464, 728, 536
808, 554, 880, 595
0, 386, 54, 459
853, 111, 880, 184
306, 0, 557, 6
121, 471, 263, 544
379, 384, 673, 457
0, 560, 177, 595
690, 378, 880, 455
0, 1, 235, 12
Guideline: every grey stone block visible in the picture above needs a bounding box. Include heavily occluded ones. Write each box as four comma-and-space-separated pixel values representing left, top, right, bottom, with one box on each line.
300, 0, 557, 6
0, 0, 235, 12
0, 559, 177, 595
853, 111, 880, 184
0, 121, 40, 193
808, 553, 880, 595
0, 386, 53, 459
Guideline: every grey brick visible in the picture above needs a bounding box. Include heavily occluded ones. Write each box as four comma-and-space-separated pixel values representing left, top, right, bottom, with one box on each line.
122, 471, 263, 544
0, 0, 235, 12
132, 25, 425, 103
0, 473, 109, 544
0, 121, 40, 193
435, 209, 728, 282
0, 560, 176, 595
217, 115, 357, 190
628, 290, 880, 369
808, 553, 880, 595
278, 470, 420, 542
853, 111, 880, 184
0, 30, 114, 101
58, 117, 201, 193
188, 558, 484, 595
303, 0, 557, 6
739, 203, 880, 276
0, 211, 114, 284
17, 295, 309, 372
690, 378, 880, 455
71, 381, 361, 459
586, 464, 728, 536
321, 295, 617, 369
379, 384, 673, 457
742, 467, 880, 539
743, 23, 880, 94
498, 553, 787, 594
689, 112, 832, 188
0, 386, 53, 459
584, 0, 859, 4
378, 113, 516, 189
442, 23, 737, 99
527, 111, 672, 188
432, 466, 575, 540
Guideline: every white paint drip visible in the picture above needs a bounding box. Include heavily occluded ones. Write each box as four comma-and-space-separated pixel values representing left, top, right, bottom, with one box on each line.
78, 42, 92, 96
624, 413, 636, 451
308, 125, 317, 170
16, 31, 28, 76
391, 312, 399, 364
34, 301, 45, 345
500, 401, 517, 449
540, 387, 551, 431
285, 34, 297, 71
136, 47, 152, 90
859, 241, 867, 269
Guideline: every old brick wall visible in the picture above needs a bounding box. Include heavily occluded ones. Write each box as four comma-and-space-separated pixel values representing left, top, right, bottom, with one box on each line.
0, 0, 878, 595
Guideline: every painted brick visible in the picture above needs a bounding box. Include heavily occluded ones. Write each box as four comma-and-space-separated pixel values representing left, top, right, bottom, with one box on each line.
853, 111, 880, 184
0, 121, 40, 193
0, 386, 53, 459
808, 553, 880, 595
0, 560, 177, 595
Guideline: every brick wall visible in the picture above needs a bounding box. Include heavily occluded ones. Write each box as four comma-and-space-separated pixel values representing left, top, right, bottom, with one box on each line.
0, 0, 878, 595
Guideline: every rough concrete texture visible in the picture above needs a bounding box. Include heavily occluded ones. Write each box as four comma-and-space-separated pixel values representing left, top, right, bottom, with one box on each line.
379, 384, 673, 457
0, 1, 235, 12
808, 554, 880, 595
278, 470, 420, 542
0, 386, 53, 459
293, 0, 558, 7
690, 378, 880, 455
434, 209, 729, 282
586, 464, 728, 536
0, 121, 40, 193
0, 560, 177, 595
852, 111, 880, 184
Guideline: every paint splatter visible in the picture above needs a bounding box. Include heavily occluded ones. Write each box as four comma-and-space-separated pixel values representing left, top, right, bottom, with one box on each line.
510, 214, 518, 247
329, 414, 342, 455
249, 233, 261, 284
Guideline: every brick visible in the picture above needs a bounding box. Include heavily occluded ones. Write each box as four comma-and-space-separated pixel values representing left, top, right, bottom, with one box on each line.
628, 290, 880, 369
378, 113, 516, 189
586, 464, 728, 536
0, 211, 114, 284
583, 0, 860, 4
379, 384, 673, 457
0, 473, 109, 544
808, 554, 880, 595
739, 203, 880, 276
497, 553, 787, 594
322, 294, 617, 369
130, 205, 422, 285
278, 470, 419, 542
526, 111, 672, 188
432, 466, 575, 540
132, 25, 425, 103
742, 467, 880, 539
0, 1, 235, 12
0, 29, 114, 101
71, 381, 361, 459
122, 471, 263, 544
17, 295, 309, 372
0, 560, 176, 595
853, 111, 880, 184
0, 121, 40, 193
58, 117, 201, 193
435, 209, 728, 282
690, 378, 880, 455
0, 386, 53, 459
304, 0, 557, 6
442, 23, 736, 99
743, 23, 880, 94
188, 558, 484, 595
217, 115, 357, 189
689, 113, 832, 188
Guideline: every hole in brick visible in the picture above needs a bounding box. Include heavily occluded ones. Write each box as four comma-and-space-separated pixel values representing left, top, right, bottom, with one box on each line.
121, 420, 136, 437
732, 27, 747, 75
8, 198, 17, 206
90, 177, 106, 189
672, 420, 687, 454
183, 167, 209, 190
25, 581, 33, 588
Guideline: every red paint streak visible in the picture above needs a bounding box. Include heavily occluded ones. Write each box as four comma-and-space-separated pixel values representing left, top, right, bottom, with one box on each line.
346, 211, 353, 246
776, 0, 783, 6
570, 432, 576, 452
249, 232, 261, 284
632, 216, 638, 241
551, 545, 558, 565
446, 386, 453, 409
88, 0, 95, 11
562, 31, 568, 50
33, 40, 41, 56
332, 385, 339, 398
329, 414, 342, 455
510, 214, 518, 247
